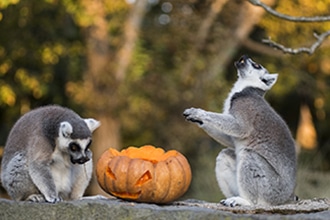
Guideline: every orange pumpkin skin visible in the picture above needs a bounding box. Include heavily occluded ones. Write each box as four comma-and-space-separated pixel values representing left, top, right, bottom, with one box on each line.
96, 145, 192, 204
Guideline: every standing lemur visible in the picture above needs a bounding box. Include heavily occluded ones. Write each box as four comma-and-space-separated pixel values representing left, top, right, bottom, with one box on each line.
1, 105, 100, 203
183, 55, 296, 206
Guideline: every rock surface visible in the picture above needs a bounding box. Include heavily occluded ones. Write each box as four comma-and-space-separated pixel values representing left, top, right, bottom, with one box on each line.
0, 197, 329, 220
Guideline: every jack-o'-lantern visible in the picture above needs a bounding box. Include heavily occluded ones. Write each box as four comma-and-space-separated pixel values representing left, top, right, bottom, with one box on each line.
96, 145, 192, 204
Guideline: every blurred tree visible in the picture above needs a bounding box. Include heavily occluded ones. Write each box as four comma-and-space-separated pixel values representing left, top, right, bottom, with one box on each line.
1, 0, 330, 202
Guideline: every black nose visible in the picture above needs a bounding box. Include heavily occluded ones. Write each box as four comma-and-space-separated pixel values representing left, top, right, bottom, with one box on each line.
234, 55, 249, 68
71, 156, 90, 164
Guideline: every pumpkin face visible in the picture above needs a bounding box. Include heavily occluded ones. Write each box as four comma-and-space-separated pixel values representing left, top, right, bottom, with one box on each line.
96, 145, 192, 204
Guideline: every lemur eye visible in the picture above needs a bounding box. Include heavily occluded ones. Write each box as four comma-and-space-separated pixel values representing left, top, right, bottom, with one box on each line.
69, 143, 80, 152
252, 62, 262, 69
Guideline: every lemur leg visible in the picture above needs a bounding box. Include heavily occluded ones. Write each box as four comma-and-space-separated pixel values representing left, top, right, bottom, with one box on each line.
216, 149, 252, 207
236, 150, 289, 206
215, 148, 238, 198
1, 153, 40, 201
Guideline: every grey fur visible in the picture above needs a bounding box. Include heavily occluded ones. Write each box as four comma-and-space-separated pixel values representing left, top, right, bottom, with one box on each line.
183, 55, 296, 206
1, 105, 100, 203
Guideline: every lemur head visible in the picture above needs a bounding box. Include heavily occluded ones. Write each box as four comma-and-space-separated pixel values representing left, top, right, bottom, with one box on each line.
234, 55, 278, 92
57, 118, 100, 164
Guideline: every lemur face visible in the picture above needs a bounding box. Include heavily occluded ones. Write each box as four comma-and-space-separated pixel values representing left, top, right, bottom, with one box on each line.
234, 55, 278, 91
57, 121, 97, 164
68, 138, 92, 164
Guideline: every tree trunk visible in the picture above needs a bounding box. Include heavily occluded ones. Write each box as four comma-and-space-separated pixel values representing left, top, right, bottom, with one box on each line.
181, 0, 229, 82
87, 115, 121, 196
81, 0, 148, 196
115, 0, 149, 82
80, 0, 119, 197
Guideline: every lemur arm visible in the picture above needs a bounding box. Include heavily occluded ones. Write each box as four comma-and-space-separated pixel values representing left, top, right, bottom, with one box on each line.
184, 108, 248, 148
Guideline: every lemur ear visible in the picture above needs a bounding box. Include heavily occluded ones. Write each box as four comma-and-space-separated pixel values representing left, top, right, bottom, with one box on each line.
260, 73, 278, 88
60, 121, 73, 138
84, 118, 101, 133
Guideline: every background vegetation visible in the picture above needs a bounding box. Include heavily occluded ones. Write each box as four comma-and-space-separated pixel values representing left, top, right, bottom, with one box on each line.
0, 0, 330, 201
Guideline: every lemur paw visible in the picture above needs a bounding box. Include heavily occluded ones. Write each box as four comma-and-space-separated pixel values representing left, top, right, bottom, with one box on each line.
26, 194, 46, 203
183, 108, 204, 125
46, 196, 62, 203
27, 194, 62, 203
220, 197, 251, 207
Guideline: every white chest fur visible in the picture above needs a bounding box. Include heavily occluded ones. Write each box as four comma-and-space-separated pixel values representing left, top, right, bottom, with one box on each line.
50, 148, 74, 197
223, 81, 243, 114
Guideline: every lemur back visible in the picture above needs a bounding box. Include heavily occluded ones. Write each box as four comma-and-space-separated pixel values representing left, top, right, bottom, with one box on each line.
184, 55, 296, 206
230, 87, 296, 183
1, 105, 100, 203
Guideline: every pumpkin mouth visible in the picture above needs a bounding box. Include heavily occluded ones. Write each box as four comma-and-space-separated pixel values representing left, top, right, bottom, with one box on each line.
108, 145, 178, 163
106, 167, 153, 200
110, 191, 141, 200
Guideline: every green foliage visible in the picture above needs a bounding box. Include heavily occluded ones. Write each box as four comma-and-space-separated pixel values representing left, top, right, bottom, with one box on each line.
0, 0, 85, 143
0, 0, 19, 9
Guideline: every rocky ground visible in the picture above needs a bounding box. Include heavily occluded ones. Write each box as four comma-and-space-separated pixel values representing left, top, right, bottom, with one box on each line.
0, 197, 329, 220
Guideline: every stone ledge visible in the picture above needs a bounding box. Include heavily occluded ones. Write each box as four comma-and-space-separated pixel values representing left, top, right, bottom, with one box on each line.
0, 197, 329, 220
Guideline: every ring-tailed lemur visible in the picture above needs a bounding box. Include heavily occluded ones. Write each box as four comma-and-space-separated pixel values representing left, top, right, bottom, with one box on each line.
1, 105, 100, 203
183, 55, 296, 206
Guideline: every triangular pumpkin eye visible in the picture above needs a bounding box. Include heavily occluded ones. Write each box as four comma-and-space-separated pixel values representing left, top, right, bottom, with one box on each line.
106, 167, 117, 180
135, 170, 152, 186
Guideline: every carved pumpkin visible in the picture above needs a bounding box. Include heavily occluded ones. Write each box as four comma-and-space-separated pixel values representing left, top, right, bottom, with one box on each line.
96, 145, 192, 204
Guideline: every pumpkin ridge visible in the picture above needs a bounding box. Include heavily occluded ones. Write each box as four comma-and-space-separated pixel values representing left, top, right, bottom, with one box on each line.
125, 157, 142, 199
102, 172, 109, 193
111, 157, 120, 195
178, 153, 192, 192
157, 161, 171, 202
102, 159, 114, 193
125, 157, 133, 198
162, 159, 173, 203
174, 156, 186, 197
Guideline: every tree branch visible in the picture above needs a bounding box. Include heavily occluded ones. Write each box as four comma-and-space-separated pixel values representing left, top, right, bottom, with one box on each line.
248, 0, 330, 22
248, 0, 330, 54
262, 30, 330, 55
242, 37, 284, 57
